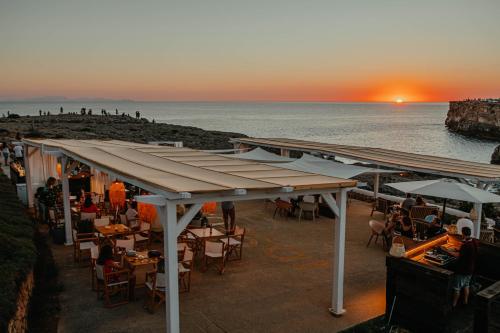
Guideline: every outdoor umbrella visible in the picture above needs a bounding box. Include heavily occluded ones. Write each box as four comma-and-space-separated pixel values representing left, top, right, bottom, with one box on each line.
386, 178, 500, 219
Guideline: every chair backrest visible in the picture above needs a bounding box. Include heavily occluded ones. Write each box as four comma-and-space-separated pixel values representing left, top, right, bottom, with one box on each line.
156, 272, 166, 288
303, 195, 316, 203
183, 248, 194, 262
480, 229, 494, 243
120, 214, 128, 225
115, 238, 135, 251
234, 226, 245, 237
140, 222, 151, 231
94, 217, 110, 227
205, 240, 224, 256
95, 264, 104, 280
369, 220, 385, 235
90, 245, 100, 260
81, 212, 96, 222
409, 206, 436, 220
375, 198, 388, 212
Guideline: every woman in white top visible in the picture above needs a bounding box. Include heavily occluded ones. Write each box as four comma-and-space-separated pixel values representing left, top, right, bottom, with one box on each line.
126, 201, 139, 229
2, 142, 10, 166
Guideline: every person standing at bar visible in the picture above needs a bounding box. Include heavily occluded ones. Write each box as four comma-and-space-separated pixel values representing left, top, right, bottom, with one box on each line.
449, 227, 478, 308
221, 201, 235, 234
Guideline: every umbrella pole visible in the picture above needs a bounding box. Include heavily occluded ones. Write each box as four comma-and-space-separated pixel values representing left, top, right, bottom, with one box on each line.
441, 199, 447, 227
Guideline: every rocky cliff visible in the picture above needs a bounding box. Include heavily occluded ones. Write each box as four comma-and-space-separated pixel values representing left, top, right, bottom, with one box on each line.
0, 114, 245, 150
445, 100, 500, 140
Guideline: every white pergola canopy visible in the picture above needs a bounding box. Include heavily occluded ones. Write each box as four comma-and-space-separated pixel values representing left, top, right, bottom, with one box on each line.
22, 139, 356, 333
268, 153, 400, 179
221, 147, 295, 163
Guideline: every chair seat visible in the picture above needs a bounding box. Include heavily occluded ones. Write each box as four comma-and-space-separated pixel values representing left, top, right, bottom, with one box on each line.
135, 234, 149, 242
178, 262, 190, 273
145, 281, 166, 291
220, 238, 241, 246
80, 241, 95, 250
205, 251, 227, 258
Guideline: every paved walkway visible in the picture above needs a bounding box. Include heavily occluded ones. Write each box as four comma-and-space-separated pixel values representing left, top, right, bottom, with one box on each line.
54, 199, 387, 333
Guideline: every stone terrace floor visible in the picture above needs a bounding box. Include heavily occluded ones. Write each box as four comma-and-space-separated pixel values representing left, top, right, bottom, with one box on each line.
53, 199, 387, 333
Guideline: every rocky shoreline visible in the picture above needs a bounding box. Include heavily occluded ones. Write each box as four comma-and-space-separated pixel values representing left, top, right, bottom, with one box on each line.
0, 114, 245, 150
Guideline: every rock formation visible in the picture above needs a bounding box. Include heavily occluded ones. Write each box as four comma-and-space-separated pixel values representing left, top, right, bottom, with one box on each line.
0, 114, 245, 150
445, 99, 500, 140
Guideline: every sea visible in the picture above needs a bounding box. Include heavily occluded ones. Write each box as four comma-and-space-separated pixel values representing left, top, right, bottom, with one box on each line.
0, 101, 497, 163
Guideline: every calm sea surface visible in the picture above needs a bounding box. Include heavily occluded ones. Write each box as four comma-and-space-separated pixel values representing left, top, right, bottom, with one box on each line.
1, 101, 497, 163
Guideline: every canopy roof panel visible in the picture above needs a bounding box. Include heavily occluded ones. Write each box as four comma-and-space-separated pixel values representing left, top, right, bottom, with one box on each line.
24, 139, 356, 195
269, 154, 400, 179
231, 138, 500, 182
221, 147, 294, 163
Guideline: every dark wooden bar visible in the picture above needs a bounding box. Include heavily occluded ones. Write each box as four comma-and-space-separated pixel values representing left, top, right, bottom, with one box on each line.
386, 235, 500, 333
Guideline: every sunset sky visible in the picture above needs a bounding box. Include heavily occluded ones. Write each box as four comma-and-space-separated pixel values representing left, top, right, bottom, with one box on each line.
1, 0, 499, 102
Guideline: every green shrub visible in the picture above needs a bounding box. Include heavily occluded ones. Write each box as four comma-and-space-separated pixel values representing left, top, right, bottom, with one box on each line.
0, 174, 36, 331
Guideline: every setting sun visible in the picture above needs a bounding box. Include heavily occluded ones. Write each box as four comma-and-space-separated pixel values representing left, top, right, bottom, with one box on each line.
395, 98, 405, 104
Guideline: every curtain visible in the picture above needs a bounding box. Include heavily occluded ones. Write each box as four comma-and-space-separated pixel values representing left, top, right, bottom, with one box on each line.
90, 167, 111, 195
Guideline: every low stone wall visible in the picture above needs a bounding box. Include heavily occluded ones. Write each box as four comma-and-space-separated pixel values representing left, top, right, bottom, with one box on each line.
7, 271, 34, 333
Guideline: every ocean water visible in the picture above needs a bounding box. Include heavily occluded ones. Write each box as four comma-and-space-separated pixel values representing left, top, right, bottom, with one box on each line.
0, 101, 497, 163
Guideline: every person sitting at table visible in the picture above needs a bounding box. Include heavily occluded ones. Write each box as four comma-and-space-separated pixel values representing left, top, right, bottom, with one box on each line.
415, 196, 426, 206
424, 209, 439, 223
97, 245, 136, 297
401, 193, 416, 213
400, 214, 414, 238
426, 217, 443, 238
125, 201, 139, 229
81, 194, 99, 214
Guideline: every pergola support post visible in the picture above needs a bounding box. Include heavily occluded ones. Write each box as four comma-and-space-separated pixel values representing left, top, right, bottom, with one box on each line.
61, 156, 73, 245
325, 189, 348, 316
161, 201, 180, 333
23, 144, 34, 208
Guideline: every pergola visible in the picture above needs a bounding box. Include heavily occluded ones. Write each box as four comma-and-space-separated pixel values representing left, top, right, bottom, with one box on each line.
22, 139, 356, 333
231, 137, 500, 238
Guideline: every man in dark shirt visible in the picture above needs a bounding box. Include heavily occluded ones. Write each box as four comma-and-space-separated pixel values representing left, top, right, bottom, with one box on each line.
449, 227, 478, 307
401, 193, 416, 213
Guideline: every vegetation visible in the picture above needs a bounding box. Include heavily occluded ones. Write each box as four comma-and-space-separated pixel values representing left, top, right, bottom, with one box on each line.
0, 174, 36, 331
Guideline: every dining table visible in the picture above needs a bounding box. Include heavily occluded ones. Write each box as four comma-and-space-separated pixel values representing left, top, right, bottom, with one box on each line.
187, 227, 224, 239
95, 224, 130, 238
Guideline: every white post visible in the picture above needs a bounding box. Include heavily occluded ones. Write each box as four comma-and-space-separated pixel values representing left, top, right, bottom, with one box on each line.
373, 173, 380, 199
280, 148, 290, 157
473, 202, 482, 239
23, 144, 34, 208
61, 156, 73, 245
330, 188, 347, 316
161, 201, 180, 333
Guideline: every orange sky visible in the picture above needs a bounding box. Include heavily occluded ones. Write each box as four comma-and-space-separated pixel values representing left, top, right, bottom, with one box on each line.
1, 1, 499, 102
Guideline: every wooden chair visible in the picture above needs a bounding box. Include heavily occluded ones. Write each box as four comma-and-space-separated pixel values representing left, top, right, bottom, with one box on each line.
370, 198, 389, 218
72, 229, 99, 263
409, 206, 436, 222
273, 199, 293, 219
367, 220, 387, 250
145, 271, 166, 313
133, 222, 151, 250
480, 229, 495, 243
220, 226, 245, 261
202, 239, 228, 274
178, 248, 194, 292
95, 264, 130, 308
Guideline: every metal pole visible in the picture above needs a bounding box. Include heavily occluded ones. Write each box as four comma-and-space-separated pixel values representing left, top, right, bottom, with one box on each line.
373, 172, 380, 199
329, 188, 347, 316
61, 156, 73, 245
162, 201, 180, 333
473, 202, 482, 239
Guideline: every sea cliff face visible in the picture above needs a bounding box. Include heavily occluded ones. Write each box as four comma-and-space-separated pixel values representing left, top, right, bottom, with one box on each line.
445, 100, 500, 140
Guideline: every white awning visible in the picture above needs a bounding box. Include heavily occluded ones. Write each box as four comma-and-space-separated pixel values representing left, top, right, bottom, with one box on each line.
269, 154, 400, 179
221, 147, 294, 163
